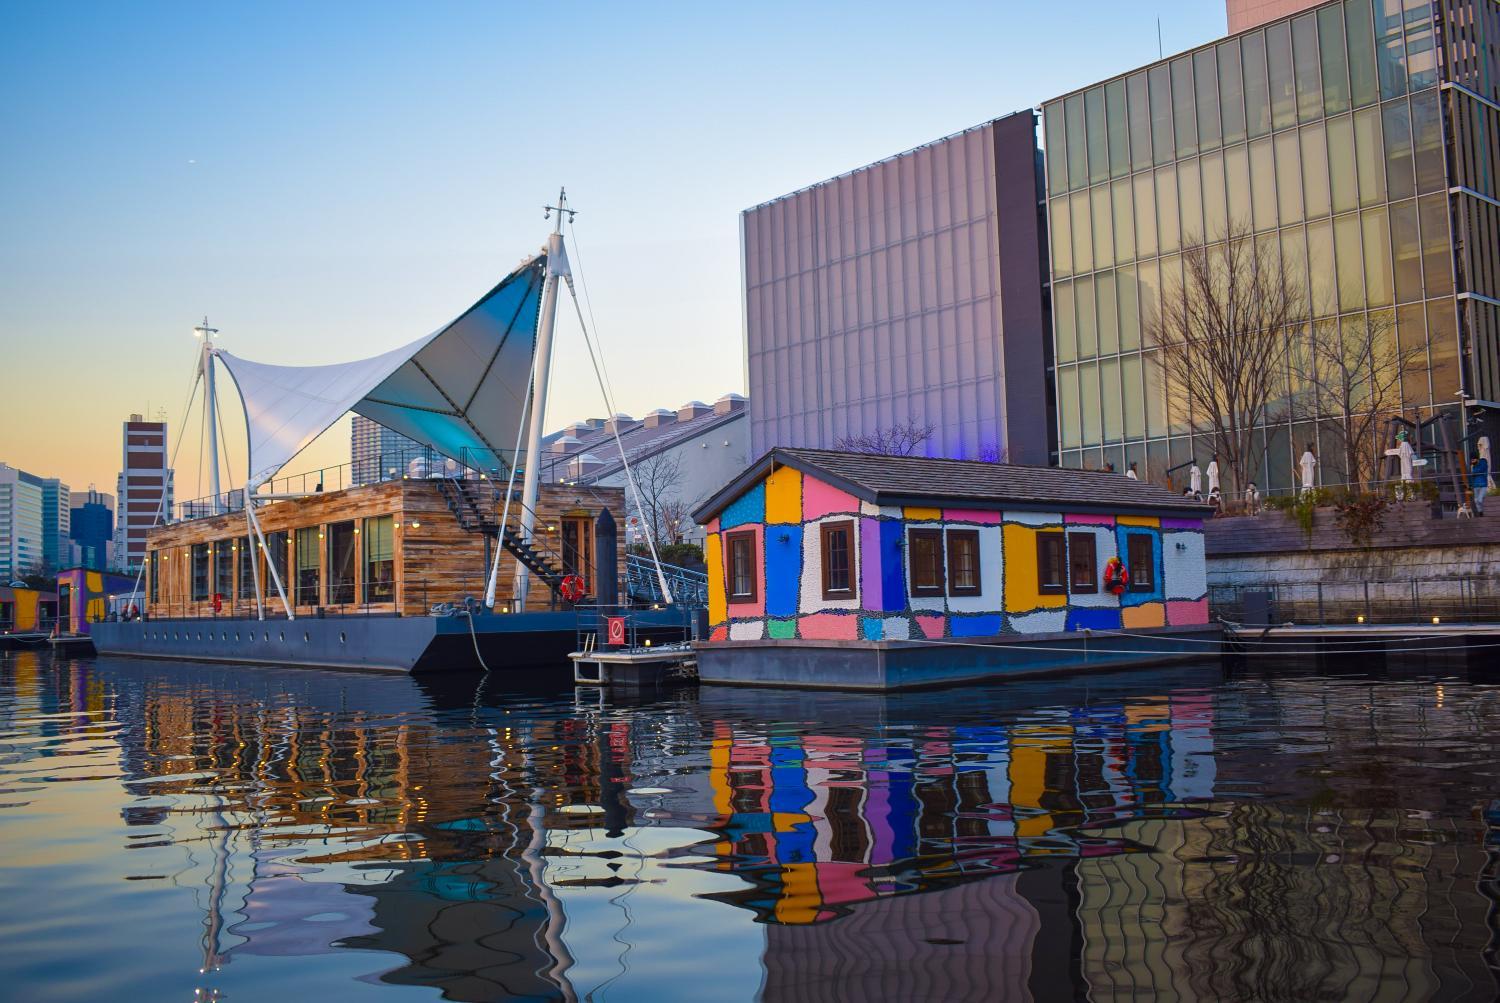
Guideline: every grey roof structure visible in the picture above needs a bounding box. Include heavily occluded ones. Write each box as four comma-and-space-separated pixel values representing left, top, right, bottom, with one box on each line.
538, 393, 745, 485
694, 447, 1213, 521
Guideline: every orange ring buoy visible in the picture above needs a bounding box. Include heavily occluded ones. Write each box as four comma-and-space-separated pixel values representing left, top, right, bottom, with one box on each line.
559, 575, 586, 602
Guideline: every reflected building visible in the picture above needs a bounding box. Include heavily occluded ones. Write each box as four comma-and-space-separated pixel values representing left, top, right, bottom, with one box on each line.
1042, 0, 1500, 490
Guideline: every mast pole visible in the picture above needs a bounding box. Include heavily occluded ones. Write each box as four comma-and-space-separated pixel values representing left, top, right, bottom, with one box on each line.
195, 317, 222, 514
513, 188, 573, 612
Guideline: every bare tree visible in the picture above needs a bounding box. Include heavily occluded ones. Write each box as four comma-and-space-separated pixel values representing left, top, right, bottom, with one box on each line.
1148, 226, 1301, 494
657, 497, 694, 545
628, 450, 684, 546
1288, 313, 1425, 490
834, 421, 935, 456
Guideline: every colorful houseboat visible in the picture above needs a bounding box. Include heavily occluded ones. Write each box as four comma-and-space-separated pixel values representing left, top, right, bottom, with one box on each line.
0, 584, 58, 646
693, 448, 1217, 690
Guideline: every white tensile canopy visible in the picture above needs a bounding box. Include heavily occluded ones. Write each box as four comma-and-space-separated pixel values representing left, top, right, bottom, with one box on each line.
218, 255, 547, 489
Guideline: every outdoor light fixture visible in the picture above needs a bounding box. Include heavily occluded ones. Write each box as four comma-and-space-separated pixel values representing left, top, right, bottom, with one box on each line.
1432, 616, 1441, 624
410, 521, 420, 529
1357, 615, 1365, 623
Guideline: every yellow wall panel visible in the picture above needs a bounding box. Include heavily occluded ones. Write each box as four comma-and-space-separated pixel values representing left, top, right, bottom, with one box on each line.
1003, 524, 1065, 610
764, 468, 802, 524
1116, 515, 1160, 527
903, 506, 942, 521
1122, 603, 1166, 628
705, 532, 726, 625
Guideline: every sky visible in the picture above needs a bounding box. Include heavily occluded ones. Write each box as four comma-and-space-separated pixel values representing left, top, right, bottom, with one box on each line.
0, 0, 1226, 501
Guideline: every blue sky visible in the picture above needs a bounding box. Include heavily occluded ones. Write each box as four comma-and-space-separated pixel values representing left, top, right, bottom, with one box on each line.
0, 1, 1225, 496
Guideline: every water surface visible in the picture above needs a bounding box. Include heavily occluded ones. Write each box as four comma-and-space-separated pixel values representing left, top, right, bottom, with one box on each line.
2, 650, 1497, 1001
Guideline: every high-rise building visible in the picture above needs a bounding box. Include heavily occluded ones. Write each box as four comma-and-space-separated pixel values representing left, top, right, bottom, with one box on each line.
0, 464, 45, 579
351, 415, 430, 485
40, 478, 69, 572
0, 464, 69, 578
741, 111, 1053, 464
113, 415, 173, 573
1041, 0, 1500, 490
70, 488, 114, 570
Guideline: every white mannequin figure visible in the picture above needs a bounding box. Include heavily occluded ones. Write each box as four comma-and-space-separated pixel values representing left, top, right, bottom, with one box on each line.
1299, 445, 1318, 493
1189, 462, 1202, 496
1126, 462, 1138, 480
1245, 482, 1260, 514
1206, 454, 1220, 494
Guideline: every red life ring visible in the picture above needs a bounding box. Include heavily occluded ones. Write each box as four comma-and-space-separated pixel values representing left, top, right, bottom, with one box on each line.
212, 592, 223, 613
559, 575, 586, 602
1103, 557, 1130, 596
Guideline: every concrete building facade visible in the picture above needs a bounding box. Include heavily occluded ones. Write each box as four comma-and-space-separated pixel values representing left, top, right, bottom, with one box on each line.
742, 112, 1053, 465
113, 415, 173, 573
1042, 0, 1500, 491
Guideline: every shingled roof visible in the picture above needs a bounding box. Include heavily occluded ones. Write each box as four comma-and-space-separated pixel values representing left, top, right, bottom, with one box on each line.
694, 447, 1212, 521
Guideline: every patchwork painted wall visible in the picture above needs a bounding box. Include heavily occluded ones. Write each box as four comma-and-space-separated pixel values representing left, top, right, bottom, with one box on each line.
705, 466, 1209, 642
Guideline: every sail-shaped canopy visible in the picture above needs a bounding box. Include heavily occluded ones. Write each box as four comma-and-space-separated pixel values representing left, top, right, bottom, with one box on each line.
219, 255, 546, 489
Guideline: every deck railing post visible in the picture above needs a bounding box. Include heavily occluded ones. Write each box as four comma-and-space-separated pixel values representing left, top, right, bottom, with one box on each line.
1364, 580, 1371, 624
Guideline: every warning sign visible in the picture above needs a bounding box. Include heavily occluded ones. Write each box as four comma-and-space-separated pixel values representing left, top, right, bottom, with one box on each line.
606, 616, 626, 647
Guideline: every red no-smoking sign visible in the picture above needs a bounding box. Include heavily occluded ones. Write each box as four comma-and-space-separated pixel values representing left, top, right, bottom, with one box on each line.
605, 616, 626, 646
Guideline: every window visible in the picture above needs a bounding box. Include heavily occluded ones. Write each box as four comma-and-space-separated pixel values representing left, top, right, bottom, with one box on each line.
725, 530, 757, 602
191, 543, 209, 601
908, 529, 945, 597
946, 530, 981, 597
237, 536, 255, 599
266, 531, 289, 595
1127, 534, 1155, 592
820, 521, 855, 600
295, 527, 320, 606
1068, 532, 1098, 593
1037, 532, 1067, 596
214, 540, 233, 600
364, 516, 394, 603
326, 521, 356, 605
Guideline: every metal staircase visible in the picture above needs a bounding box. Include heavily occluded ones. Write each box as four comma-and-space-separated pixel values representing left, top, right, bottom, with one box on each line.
434, 478, 569, 597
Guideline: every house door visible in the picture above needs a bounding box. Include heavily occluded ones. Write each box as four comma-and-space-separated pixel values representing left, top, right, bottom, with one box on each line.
56, 583, 71, 633
560, 516, 594, 591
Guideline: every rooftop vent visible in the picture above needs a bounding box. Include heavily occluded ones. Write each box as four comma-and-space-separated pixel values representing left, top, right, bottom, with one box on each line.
714, 392, 747, 415
549, 434, 581, 454
642, 408, 676, 429
603, 413, 635, 435
676, 400, 712, 421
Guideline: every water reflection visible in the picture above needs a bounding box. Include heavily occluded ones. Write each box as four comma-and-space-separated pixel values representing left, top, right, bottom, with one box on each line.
1, 651, 1497, 1002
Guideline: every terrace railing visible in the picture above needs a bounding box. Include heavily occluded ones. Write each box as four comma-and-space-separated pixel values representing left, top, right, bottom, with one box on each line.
1209, 576, 1500, 626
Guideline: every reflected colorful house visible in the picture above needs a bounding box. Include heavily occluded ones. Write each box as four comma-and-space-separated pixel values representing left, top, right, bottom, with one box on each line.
700, 692, 1217, 924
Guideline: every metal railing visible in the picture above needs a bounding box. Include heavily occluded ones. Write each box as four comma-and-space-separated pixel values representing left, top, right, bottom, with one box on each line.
1209, 576, 1500, 626
625, 554, 708, 608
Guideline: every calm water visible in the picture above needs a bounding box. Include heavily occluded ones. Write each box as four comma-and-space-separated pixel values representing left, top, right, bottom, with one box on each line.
2, 651, 1499, 1002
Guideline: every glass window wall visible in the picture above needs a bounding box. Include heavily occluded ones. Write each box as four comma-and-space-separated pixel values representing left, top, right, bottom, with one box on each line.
1318, 5, 1351, 116
1242, 30, 1272, 138
1194, 49, 1220, 152
1300, 122, 1332, 219
1112, 178, 1134, 263
1127, 72, 1152, 172
1218, 40, 1246, 144
1086, 87, 1109, 185
1149, 64, 1174, 165
1066, 93, 1087, 190
1292, 14, 1323, 123
1106, 79, 1130, 177
1267, 21, 1297, 129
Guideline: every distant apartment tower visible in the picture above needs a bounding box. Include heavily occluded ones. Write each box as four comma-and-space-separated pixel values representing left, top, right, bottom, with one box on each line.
0, 464, 45, 579
742, 111, 1054, 464
70, 488, 114, 570
0, 464, 68, 578
113, 415, 172, 573
351, 415, 429, 485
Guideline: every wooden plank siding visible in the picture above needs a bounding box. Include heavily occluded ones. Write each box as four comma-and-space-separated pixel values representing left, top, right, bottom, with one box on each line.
144, 481, 625, 618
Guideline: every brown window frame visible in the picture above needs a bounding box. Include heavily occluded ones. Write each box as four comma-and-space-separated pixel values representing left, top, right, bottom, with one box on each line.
724, 530, 759, 603
907, 528, 946, 597
820, 520, 857, 600
1037, 531, 1067, 595
946, 529, 982, 597
1067, 532, 1098, 594
1127, 533, 1155, 592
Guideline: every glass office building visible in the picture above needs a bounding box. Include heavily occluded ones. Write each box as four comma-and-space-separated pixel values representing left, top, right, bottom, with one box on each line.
1042, 0, 1500, 490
